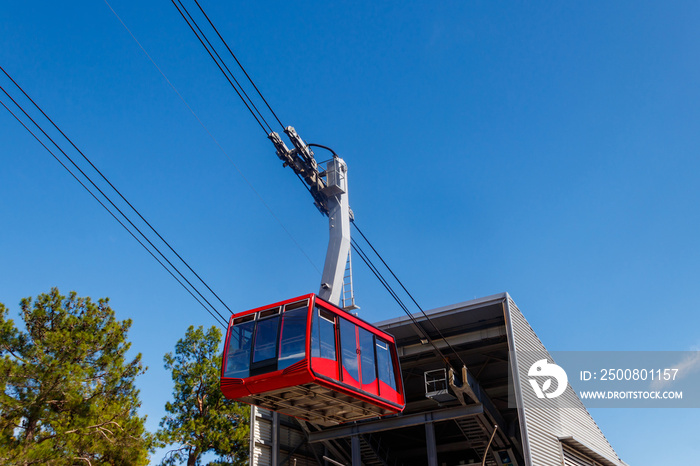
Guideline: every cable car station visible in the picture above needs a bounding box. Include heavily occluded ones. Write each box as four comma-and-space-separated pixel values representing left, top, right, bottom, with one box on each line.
247, 293, 629, 466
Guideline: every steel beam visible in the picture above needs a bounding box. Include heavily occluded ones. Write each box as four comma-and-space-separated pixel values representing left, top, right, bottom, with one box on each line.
425, 422, 438, 466
272, 411, 280, 465
307, 404, 483, 443
351, 436, 361, 466
397, 326, 507, 358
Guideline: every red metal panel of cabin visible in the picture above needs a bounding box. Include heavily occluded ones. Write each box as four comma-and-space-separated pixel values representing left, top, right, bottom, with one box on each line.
221, 294, 316, 399
309, 296, 405, 410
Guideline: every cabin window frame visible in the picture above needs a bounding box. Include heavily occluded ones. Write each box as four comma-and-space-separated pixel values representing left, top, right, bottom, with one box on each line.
225, 300, 310, 379
338, 317, 361, 386
223, 319, 256, 378
250, 313, 281, 375
359, 326, 379, 394
277, 302, 309, 370
375, 337, 398, 394
311, 306, 337, 361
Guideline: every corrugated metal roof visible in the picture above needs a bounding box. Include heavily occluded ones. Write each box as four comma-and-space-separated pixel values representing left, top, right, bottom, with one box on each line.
505, 298, 626, 466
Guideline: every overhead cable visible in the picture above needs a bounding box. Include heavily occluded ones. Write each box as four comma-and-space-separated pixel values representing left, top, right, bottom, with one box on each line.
191, 0, 285, 130
103, 0, 321, 276
165, 1, 466, 365
169, 0, 320, 208
170, 0, 272, 135
351, 238, 458, 370
353, 221, 467, 368
175, 0, 273, 133
1, 65, 232, 319
1, 96, 225, 327
0, 69, 229, 328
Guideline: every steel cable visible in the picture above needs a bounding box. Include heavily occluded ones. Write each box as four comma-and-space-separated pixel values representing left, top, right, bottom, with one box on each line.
170, 0, 270, 135
192, 0, 285, 130
0, 72, 229, 327
1, 65, 234, 319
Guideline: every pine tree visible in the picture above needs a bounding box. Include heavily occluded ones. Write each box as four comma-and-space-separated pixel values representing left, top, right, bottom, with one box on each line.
0, 288, 151, 465
156, 325, 249, 466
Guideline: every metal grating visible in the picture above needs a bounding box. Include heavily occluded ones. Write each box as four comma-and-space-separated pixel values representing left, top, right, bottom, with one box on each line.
453, 416, 498, 466
237, 383, 394, 426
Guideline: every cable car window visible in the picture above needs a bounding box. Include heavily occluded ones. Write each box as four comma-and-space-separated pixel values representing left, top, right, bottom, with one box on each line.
285, 300, 307, 312
278, 305, 308, 370
339, 318, 359, 384
224, 320, 255, 378
359, 328, 377, 393
376, 338, 397, 392
252, 315, 280, 363
259, 307, 280, 318
233, 314, 254, 325
311, 307, 336, 361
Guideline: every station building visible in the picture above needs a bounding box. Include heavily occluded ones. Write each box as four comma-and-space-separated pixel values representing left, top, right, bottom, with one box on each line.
249, 293, 629, 466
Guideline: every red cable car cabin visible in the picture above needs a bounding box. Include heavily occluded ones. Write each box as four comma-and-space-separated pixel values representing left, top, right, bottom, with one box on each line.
220, 293, 405, 426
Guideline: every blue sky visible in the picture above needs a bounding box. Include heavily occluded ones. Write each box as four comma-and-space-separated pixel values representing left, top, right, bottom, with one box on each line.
2, 1, 699, 464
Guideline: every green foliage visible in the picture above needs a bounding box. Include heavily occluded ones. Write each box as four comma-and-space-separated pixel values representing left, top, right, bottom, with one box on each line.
156, 325, 249, 466
0, 288, 151, 465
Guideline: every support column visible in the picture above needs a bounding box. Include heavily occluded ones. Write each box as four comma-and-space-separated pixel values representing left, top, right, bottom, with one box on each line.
272, 411, 280, 465
351, 435, 361, 466
318, 157, 351, 307
425, 422, 438, 466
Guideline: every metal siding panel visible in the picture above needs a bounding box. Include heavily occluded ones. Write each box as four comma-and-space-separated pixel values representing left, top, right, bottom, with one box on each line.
507, 298, 562, 466
252, 445, 272, 466
503, 299, 534, 466
563, 445, 598, 466
252, 406, 273, 466
506, 298, 624, 466
255, 416, 272, 443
